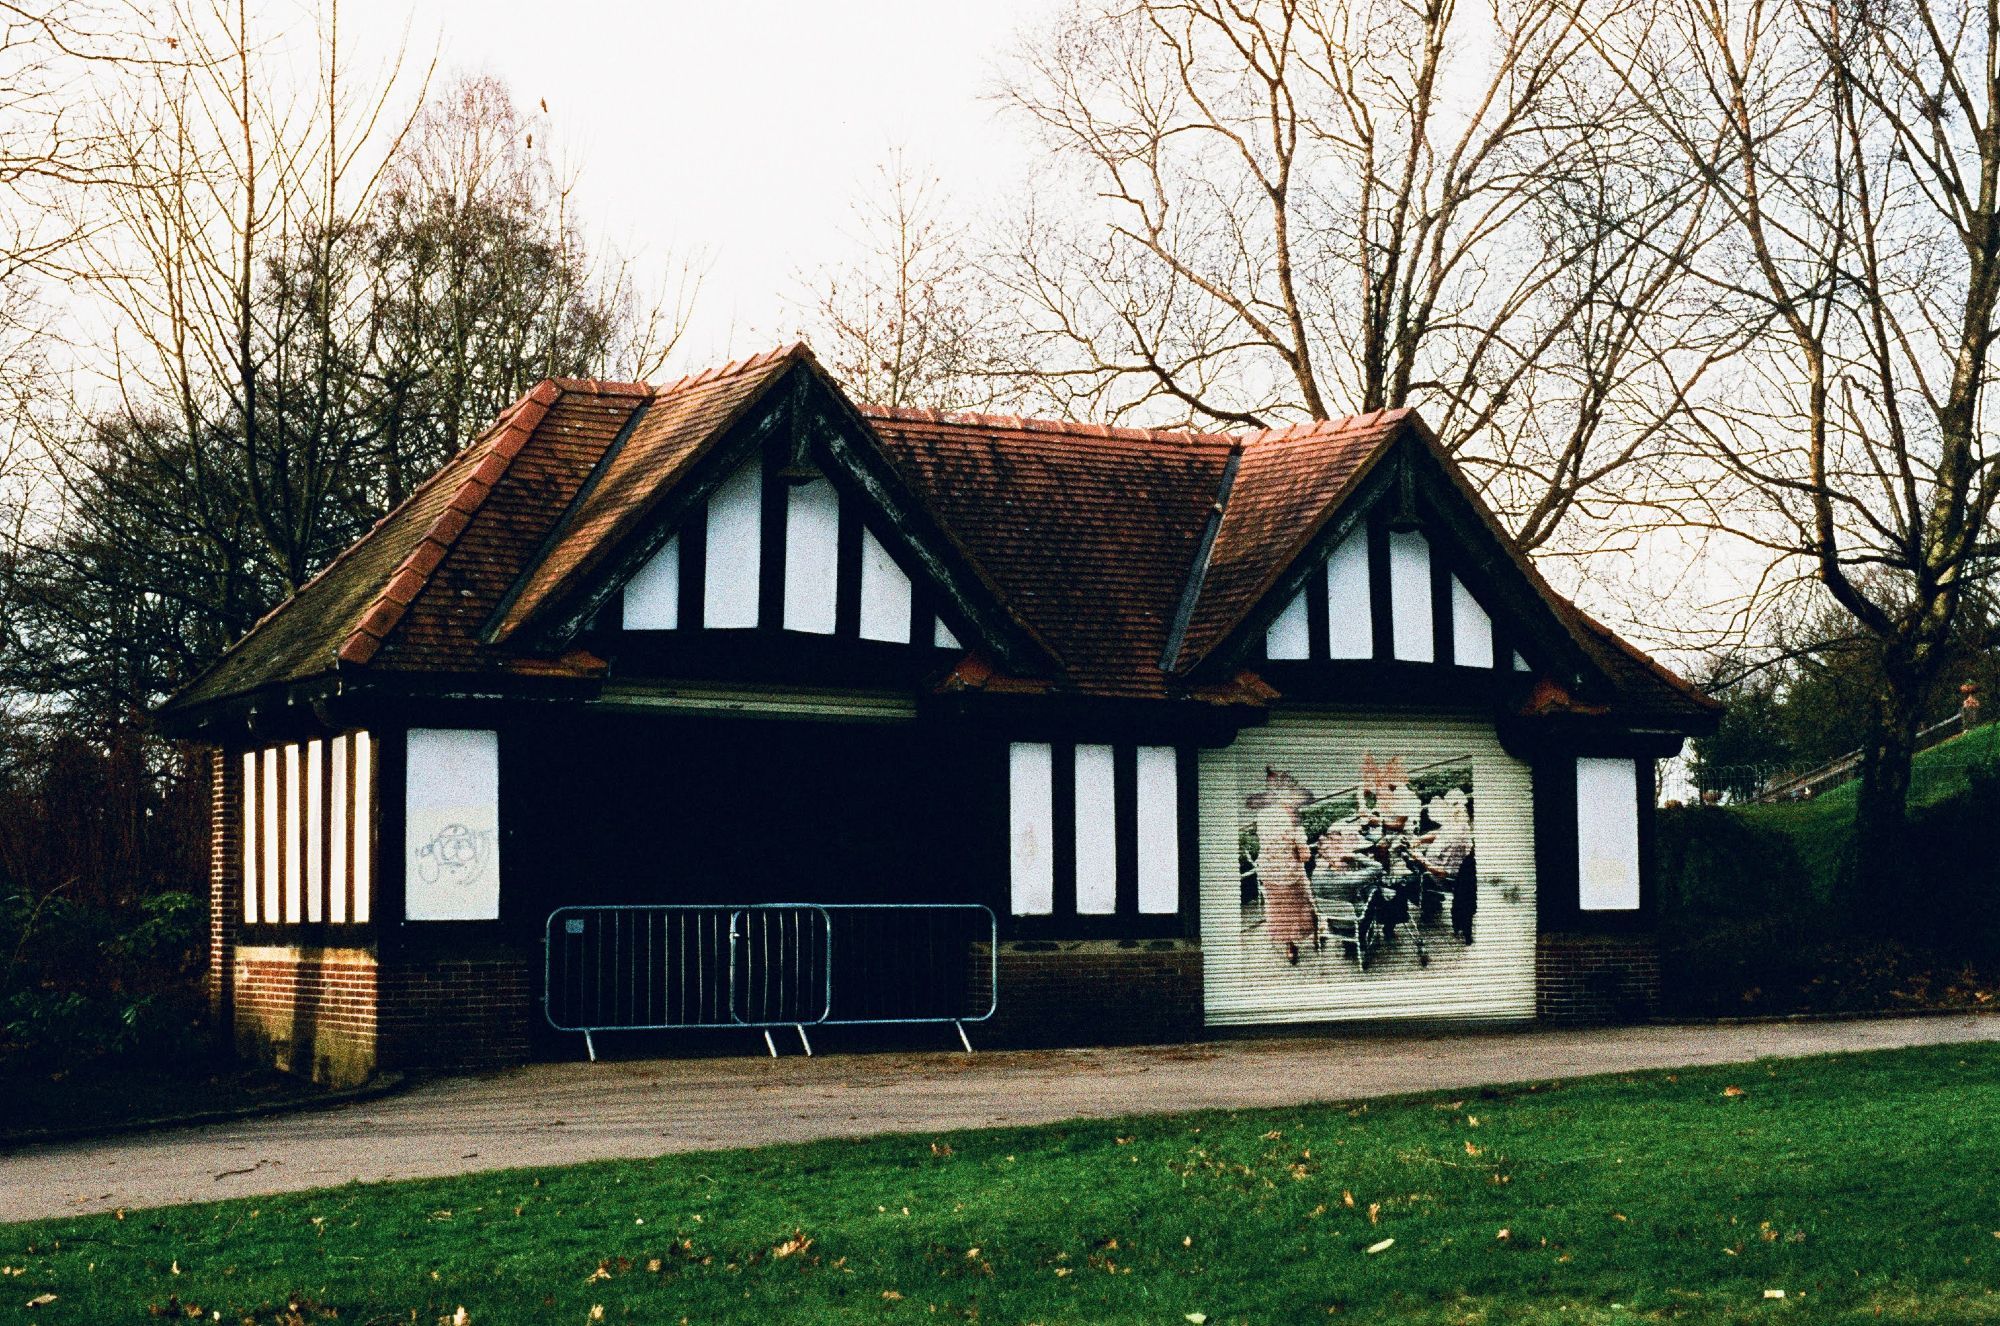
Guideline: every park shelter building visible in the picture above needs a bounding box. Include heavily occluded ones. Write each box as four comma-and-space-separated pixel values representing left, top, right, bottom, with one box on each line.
158, 343, 1718, 1086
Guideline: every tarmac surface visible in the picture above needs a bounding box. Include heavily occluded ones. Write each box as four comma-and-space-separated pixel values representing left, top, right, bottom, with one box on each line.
3, 1012, 1995, 1223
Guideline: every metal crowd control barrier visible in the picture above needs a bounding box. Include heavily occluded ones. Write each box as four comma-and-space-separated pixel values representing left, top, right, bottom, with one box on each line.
543, 903, 998, 1060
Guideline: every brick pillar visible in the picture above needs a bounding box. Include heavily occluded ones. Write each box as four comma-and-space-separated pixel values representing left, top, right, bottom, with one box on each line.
208, 747, 241, 1033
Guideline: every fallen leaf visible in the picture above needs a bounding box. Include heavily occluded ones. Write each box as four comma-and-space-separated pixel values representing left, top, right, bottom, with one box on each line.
1764, 1289, 1786, 1299
1367, 1202, 1380, 1225
771, 1234, 813, 1260
588, 1306, 604, 1322
26, 1294, 56, 1308
1187, 1315, 1209, 1324
1496, 1229, 1511, 1241
882, 1290, 903, 1299
1722, 1086, 1746, 1098
1365, 1239, 1395, 1255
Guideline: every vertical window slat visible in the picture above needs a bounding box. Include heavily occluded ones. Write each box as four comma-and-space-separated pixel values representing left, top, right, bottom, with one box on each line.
353, 731, 373, 923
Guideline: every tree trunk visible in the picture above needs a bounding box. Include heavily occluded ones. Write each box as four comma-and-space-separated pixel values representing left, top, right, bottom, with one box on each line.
1852, 656, 1927, 899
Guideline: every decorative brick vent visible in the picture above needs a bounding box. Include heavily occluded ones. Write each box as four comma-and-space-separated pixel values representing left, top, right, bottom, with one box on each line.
1537, 931, 1659, 1023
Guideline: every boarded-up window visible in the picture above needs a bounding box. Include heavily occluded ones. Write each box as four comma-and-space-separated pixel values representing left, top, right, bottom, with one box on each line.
1073, 744, 1117, 914
1576, 757, 1640, 910
1135, 746, 1180, 913
1008, 742, 1055, 915
404, 728, 501, 921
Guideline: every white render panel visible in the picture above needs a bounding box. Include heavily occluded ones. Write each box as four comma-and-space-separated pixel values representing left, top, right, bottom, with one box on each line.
621, 533, 680, 629
1265, 589, 1310, 659
352, 732, 373, 923
1577, 758, 1641, 910
703, 458, 763, 629
1387, 529, 1434, 661
1008, 742, 1055, 915
1073, 744, 1118, 914
1199, 710, 1536, 1026
329, 735, 349, 924
1513, 649, 1531, 673
404, 728, 500, 922
1135, 745, 1180, 914
304, 739, 325, 923
858, 526, 913, 643
783, 477, 840, 634
1325, 529, 1372, 659
1451, 575, 1494, 668
934, 617, 961, 650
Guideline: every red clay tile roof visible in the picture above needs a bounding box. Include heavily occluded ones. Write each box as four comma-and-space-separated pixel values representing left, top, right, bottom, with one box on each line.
162, 344, 1714, 725
1170, 410, 1409, 672
863, 407, 1233, 698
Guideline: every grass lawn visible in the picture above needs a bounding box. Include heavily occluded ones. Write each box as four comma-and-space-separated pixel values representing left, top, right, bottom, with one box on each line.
7, 1043, 2000, 1325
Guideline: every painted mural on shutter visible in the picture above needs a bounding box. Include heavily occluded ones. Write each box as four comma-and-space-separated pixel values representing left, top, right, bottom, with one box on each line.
1199, 711, 1535, 1025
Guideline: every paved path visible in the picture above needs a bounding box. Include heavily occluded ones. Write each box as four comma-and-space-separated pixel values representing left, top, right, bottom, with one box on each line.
4, 1014, 1995, 1224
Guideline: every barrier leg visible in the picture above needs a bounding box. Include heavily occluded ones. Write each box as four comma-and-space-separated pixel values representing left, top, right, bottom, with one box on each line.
763, 1029, 778, 1058
797, 1024, 813, 1057
583, 1030, 597, 1063
955, 1020, 973, 1054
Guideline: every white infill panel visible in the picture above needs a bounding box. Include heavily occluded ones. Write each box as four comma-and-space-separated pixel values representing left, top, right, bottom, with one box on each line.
1074, 744, 1118, 914
859, 526, 913, 642
1008, 742, 1054, 915
404, 728, 500, 921
1451, 576, 1494, 668
1577, 758, 1641, 910
1388, 529, 1434, 661
1135, 745, 1180, 913
783, 477, 840, 634
1326, 529, 1372, 659
1199, 710, 1536, 1027
934, 618, 962, 650
1265, 589, 1310, 659
622, 533, 680, 629
704, 457, 763, 629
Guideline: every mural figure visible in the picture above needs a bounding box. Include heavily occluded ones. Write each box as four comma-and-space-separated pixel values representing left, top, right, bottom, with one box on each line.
1240, 752, 1477, 973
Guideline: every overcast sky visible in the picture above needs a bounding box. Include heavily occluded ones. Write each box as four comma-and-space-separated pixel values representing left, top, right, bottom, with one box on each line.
334, 0, 1055, 367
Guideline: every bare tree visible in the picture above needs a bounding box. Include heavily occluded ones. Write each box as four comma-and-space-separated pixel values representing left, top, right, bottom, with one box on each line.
793, 151, 1008, 411
993, 0, 1725, 553
1595, 0, 2000, 879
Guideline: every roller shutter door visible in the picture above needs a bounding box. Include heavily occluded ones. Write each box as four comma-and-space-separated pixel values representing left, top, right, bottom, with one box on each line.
1199, 710, 1536, 1025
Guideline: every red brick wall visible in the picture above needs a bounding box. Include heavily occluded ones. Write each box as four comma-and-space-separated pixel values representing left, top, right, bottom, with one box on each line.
233, 947, 379, 1086
979, 940, 1203, 1047
208, 749, 241, 1026
377, 955, 534, 1071
1537, 931, 1659, 1023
